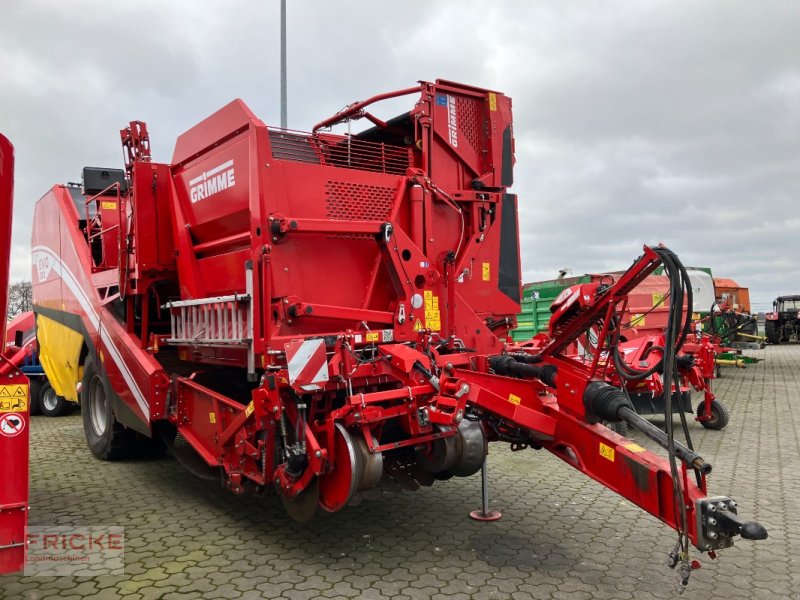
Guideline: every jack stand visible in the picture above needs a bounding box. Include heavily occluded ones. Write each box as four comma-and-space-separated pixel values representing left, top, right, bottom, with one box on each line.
469, 461, 502, 521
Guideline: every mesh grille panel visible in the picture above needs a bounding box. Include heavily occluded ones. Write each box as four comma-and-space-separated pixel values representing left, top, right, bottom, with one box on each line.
325, 181, 395, 221
456, 96, 482, 151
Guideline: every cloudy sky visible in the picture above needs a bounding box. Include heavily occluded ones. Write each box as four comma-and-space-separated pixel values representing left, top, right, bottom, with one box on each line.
2, 1, 798, 312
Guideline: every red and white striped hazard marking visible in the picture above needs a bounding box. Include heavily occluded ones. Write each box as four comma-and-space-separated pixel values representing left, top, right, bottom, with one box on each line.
285, 338, 329, 390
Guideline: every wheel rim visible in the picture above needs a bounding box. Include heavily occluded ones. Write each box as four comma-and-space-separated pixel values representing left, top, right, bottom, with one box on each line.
42, 387, 59, 412
89, 376, 108, 436
700, 403, 718, 426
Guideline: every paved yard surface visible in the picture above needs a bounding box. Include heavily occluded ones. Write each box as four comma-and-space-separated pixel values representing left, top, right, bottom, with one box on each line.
2, 344, 798, 599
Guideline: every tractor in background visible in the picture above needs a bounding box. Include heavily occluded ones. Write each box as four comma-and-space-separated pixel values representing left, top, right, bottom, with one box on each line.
765, 295, 800, 344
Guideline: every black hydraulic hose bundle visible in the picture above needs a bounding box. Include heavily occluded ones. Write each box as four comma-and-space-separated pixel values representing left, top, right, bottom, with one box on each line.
611, 250, 692, 380
649, 247, 694, 583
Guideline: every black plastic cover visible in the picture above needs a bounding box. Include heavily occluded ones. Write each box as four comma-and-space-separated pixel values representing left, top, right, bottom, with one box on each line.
83, 167, 127, 196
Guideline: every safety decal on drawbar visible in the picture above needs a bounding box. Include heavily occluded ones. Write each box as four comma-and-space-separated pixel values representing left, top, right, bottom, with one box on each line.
599, 442, 615, 462
0, 384, 28, 413
0, 413, 25, 437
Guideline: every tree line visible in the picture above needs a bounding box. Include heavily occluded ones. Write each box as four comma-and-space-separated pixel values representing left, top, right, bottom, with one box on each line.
7, 280, 32, 319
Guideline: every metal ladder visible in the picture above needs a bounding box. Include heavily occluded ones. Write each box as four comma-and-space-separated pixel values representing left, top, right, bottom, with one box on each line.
163, 265, 255, 377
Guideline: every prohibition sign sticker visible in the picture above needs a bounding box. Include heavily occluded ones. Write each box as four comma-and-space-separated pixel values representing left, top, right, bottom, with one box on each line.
0, 413, 25, 437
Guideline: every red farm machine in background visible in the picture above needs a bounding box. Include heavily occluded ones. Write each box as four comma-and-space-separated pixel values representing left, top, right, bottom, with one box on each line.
4, 311, 70, 417
518, 269, 731, 431
30, 80, 766, 586
0, 133, 31, 574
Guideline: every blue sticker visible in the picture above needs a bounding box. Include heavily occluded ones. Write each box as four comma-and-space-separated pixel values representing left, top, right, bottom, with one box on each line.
436, 94, 447, 106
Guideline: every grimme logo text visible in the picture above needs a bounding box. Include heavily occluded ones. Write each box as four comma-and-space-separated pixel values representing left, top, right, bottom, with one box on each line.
189, 159, 235, 203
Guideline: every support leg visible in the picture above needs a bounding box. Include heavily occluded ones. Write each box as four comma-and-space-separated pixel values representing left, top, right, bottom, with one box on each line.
469, 460, 502, 521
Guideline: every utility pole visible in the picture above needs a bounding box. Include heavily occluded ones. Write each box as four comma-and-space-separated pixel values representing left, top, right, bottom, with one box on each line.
280, 0, 287, 129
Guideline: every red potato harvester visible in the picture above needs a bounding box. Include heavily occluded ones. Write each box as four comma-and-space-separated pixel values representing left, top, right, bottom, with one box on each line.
28, 81, 765, 588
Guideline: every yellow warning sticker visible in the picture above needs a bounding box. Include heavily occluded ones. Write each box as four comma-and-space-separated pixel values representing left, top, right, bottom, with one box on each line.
101, 201, 117, 210
599, 442, 615, 462
413, 318, 423, 332
245, 402, 255, 417
209, 412, 216, 424
0, 384, 29, 413
482, 262, 490, 282
623, 443, 646, 453
365, 332, 380, 343
423, 290, 441, 331
508, 393, 521, 405
630, 314, 646, 327
652, 292, 666, 307
488, 92, 497, 112
425, 309, 440, 322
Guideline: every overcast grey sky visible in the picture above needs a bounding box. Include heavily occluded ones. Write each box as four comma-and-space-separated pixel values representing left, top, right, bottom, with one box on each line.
2, 1, 798, 312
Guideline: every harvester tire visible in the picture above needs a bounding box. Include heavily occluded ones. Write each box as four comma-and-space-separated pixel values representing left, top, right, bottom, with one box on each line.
39, 381, 70, 417
81, 357, 137, 460
697, 399, 730, 431
29, 379, 43, 415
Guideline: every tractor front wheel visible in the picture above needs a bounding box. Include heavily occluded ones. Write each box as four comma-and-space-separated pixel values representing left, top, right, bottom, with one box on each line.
697, 399, 730, 431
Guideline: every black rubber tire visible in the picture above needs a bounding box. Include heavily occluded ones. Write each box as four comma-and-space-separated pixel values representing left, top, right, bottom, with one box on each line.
697, 399, 730, 431
81, 357, 137, 460
604, 420, 629, 436
28, 379, 43, 415
765, 321, 780, 345
39, 381, 70, 417
741, 317, 759, 337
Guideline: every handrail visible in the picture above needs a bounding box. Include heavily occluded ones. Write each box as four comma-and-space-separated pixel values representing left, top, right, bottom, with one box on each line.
312, 84, 423, 133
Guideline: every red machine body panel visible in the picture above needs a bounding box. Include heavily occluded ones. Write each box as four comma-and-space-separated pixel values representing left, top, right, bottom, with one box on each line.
0, 133, 30, 575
